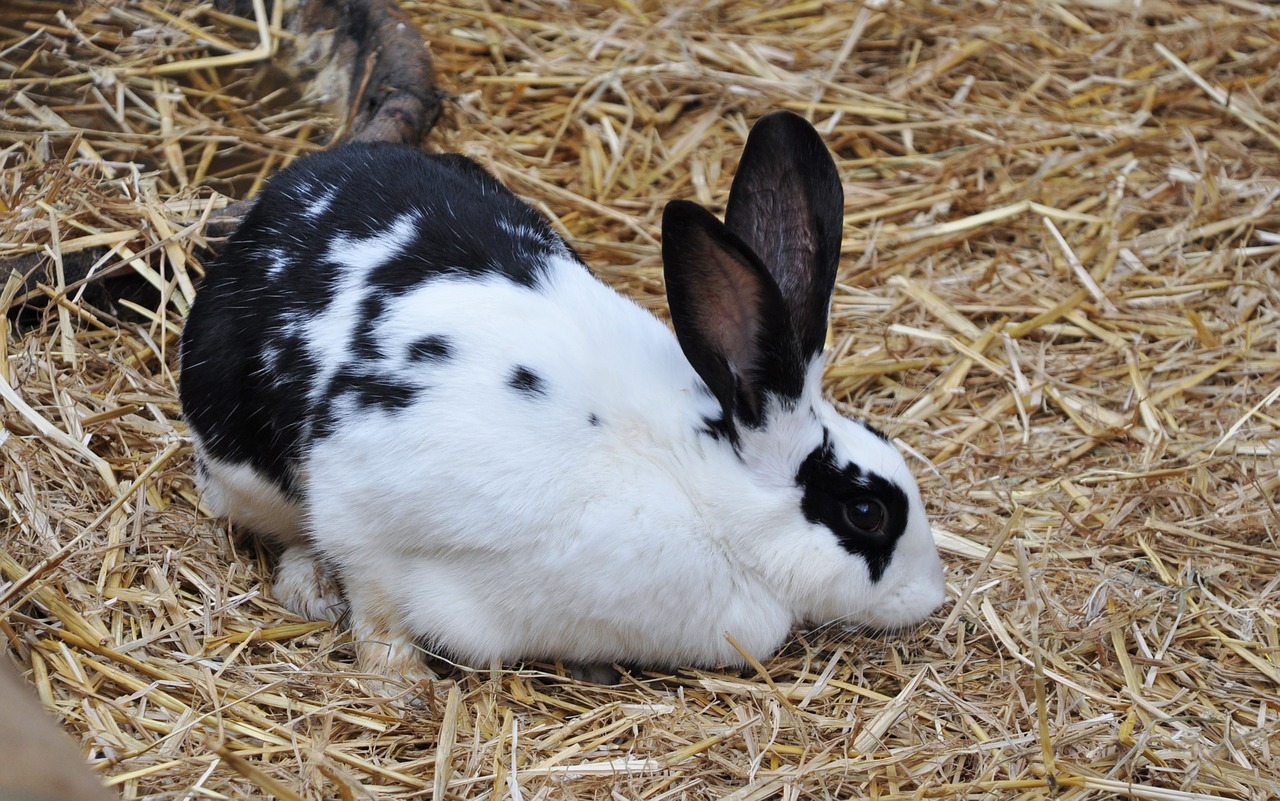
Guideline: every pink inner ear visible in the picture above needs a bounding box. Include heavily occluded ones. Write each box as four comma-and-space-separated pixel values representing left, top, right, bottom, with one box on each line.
692, 244, 765, 380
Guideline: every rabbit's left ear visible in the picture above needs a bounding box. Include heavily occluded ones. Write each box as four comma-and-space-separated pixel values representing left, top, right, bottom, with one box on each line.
724, 111, 845, 361
661, 200, 798, 430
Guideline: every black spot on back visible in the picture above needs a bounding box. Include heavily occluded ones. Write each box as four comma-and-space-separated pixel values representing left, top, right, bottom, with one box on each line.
508, 365, 547, 397
351, 293, 387, 359
588, 413, 601, 427
312, 367, 421, 440
408, 334, 454, 362
795, 431, 908, 582
326, 367, 419, 412
355, 376, 417, 410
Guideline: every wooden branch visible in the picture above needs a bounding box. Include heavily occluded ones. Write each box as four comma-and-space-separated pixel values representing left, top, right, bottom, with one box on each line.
6, 0, 445, 312
201, 0, 447, 241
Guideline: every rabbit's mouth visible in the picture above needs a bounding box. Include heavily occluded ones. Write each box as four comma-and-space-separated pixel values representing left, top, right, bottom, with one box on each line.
807, 607, 946, 642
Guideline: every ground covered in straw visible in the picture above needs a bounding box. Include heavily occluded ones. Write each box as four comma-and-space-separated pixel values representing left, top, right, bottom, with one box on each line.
3, 1, 1279, 799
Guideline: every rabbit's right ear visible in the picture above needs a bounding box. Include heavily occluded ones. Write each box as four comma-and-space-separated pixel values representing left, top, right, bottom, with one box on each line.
662, 200, 800, 430
724, 111, 844, 361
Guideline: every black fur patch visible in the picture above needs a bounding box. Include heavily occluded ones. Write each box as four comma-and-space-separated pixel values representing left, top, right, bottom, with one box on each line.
312, 367, 420, 440
351, 293, 387, 359
180, 319, 317, 499
861, 421, 890, 443
311, 403, 339, 441
699, 414, 736, 443
507, 365, 546, 396
408, 334, 454, 362
354, 376, 417, 411
328, 368, 418, 412
795, 431, 908, 582
588, 413, 601, 427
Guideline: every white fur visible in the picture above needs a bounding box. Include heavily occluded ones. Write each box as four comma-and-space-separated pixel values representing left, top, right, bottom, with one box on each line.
283, 254, 946, 669
195, 444, 302, 544
263, 248, 291, 280
304, 188, 337, 219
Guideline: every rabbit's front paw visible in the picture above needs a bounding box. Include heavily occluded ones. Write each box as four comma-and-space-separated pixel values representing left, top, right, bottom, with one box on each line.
349, 591, 437, 700
273, 545, 348, 622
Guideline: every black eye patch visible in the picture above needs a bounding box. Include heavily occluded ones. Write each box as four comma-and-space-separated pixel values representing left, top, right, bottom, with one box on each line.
795, 432, 909, 582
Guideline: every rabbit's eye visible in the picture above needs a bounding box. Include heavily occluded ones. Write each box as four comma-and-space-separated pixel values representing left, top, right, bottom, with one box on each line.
843, 497, 886, 534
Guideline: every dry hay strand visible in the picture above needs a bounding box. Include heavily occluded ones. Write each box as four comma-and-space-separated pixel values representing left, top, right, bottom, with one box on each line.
3, 0, 1279, 799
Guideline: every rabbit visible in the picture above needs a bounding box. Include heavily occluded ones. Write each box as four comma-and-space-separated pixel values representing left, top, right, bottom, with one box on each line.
179, 110, 947, 684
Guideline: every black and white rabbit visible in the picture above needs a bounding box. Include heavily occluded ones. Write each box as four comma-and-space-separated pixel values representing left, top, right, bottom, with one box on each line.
180, 111, 946, 681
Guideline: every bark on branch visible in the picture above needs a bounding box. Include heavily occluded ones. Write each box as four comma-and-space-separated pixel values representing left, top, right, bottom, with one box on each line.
7, 0, 444, 315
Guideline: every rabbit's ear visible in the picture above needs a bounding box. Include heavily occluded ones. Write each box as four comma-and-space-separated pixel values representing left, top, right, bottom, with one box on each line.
724, 111, 845, 360
661, 200, 800, 429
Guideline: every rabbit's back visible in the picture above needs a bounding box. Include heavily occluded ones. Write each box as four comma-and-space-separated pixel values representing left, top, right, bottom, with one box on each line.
182, 145, 598, 520
181, 144, 714, 536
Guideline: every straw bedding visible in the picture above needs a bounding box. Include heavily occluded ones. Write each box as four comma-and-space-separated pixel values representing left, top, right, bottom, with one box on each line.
2, 0, 1278, 798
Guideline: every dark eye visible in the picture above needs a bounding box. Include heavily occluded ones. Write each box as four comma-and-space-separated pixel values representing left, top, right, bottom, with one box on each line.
843, 497, 886, 533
